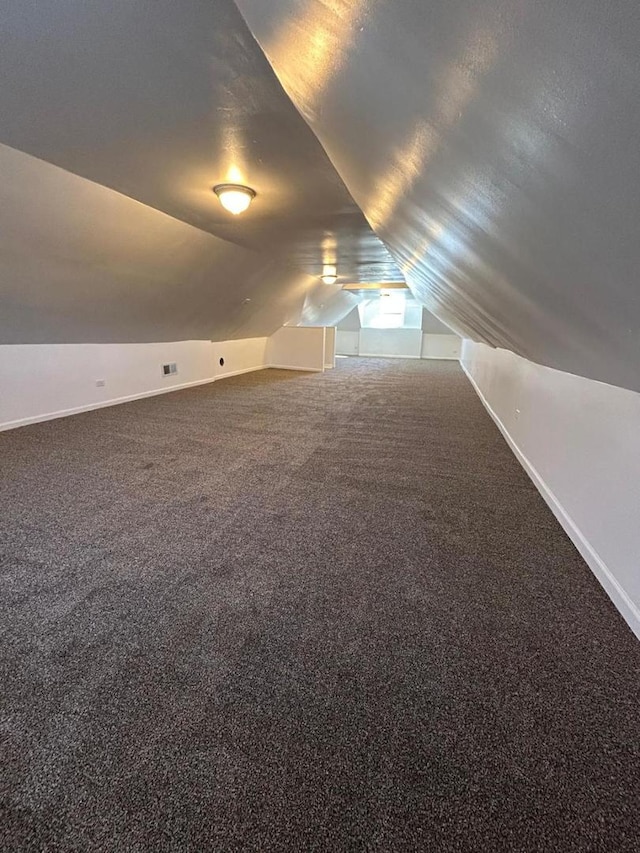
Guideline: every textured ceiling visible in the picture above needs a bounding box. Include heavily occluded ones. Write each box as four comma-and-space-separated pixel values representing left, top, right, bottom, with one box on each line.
0, 0, 402, 287
236, 0, 640, 391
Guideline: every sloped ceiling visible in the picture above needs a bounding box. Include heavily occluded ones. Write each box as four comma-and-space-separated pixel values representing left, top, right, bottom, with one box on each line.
3, 0, 639, 388
0, 0, 398, 344
0, 0, 401, 286
235, 0, 640, 392
0, 143, 348, 344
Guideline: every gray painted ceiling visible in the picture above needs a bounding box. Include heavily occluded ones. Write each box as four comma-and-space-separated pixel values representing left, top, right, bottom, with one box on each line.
2, 0, 639, 391
236, 0, 640, 392
0, 139, 363, 344
0, 143, 335, 344
0, 0, 402, 287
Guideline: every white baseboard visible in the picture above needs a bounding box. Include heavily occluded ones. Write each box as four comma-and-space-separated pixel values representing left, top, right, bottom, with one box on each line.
460, 361, 640, 640
359, 353, 421, 359
0, 376, 218, 432
266, 364, 324, 372
0, 363, 324, 432
358, 354, 458, 360
216, 365, 265, 381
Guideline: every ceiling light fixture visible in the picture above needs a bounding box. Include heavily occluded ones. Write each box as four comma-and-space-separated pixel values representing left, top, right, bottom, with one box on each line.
321, 264, 338, 285
213, 183, 256, 215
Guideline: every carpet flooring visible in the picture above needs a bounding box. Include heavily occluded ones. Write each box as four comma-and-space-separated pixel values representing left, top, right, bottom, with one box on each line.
1, 358, 639, 852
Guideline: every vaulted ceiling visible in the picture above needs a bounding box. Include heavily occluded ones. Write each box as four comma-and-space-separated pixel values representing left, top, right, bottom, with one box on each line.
236, 0, 640, 392
0, 0, 401, 285
0, 0, 401, 345
2, 0, 639, 391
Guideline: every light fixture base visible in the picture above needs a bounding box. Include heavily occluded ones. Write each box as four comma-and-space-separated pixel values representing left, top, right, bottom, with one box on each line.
213, 183, 256, 215
321, 264, 338, 285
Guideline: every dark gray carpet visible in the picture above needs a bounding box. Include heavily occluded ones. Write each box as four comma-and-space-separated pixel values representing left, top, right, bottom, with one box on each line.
1, 358, 639, 852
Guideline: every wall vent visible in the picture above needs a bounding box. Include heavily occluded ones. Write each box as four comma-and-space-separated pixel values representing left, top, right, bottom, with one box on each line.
161, 362, 178, 377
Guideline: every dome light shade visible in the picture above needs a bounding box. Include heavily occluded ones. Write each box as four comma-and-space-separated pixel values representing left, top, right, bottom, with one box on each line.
321, 264, 338, 285
213, 184, 256, 215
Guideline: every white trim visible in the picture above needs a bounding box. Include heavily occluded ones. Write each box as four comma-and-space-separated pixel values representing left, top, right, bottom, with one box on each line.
359, 353, 421, 359
266, 364, 324, 372
360, 353, 459, 360
460, 361, 640, 640
421, 355, 460, 361
0, 376, 217, 432
216, 365, 264, 381
0, 363, 326, 432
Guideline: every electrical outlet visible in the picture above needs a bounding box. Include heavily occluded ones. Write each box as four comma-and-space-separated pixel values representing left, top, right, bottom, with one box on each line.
96, 379, 106, 387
